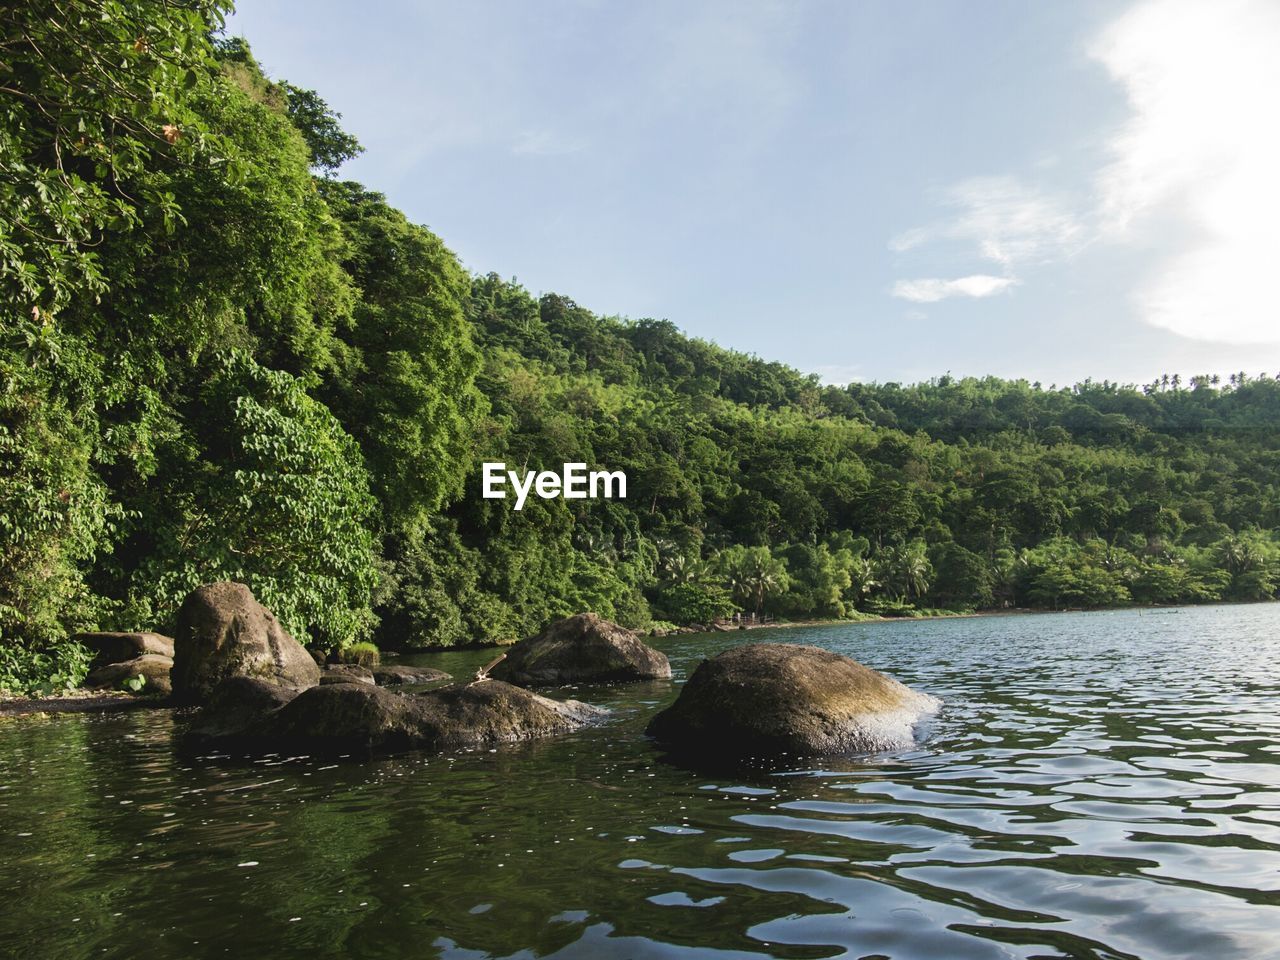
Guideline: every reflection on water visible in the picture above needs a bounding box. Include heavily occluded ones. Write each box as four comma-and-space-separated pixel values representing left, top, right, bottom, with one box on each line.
2, 604, 1279, 960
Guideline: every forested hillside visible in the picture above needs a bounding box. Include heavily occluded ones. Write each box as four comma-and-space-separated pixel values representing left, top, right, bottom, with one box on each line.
416, 282, 1280, 645
3, 1, 1278, 691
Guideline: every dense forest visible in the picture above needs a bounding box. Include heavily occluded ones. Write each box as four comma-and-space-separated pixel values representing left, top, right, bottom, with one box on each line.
3, 1, 1279, 692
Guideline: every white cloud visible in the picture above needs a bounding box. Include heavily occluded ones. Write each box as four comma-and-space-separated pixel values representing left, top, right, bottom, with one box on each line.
892, 275, 1017, 303
890, 176, 1085, 268
889, 2, 1280, 345
1090, 0, 1280, 344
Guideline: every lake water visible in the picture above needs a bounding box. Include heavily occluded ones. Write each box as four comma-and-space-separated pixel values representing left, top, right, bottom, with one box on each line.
2, 605, 1279, 960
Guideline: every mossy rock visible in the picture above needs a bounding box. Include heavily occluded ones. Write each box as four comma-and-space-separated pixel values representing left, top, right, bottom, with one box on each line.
647, 643, 939, 759
489, 613, 671, 687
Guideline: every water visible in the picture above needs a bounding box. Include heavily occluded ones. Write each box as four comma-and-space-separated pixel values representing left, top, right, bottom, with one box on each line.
2, 605, 1279, 960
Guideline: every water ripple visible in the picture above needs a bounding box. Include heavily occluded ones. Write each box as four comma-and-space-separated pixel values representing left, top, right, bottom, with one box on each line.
1, 603, 1278, 959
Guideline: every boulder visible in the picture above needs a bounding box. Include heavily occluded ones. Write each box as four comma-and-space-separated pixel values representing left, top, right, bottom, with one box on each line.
76, 631, 174, 667
187, 679, 606, 755
646, 643, 940, 759
408, 680, 606, 752
185, 677, 302, 744
489, 613, 671, 687
371, 664, 450, 686
268, 683, 421, 751
85, 654, 173, 696
171, 582, 320, 703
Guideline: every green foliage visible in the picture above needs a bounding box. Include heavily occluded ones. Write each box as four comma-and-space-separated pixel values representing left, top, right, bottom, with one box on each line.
0, 323, 113, 645
0, 0, 231, 314
717, 546, 790, 617
214, 38, 362, 175
777, 543, 855, 619
658, 582, 738, 625
4, 6, 1279, 693
863, 598, 916, 618
1, 22, 482, 684
420, 276, 1280, 632
375, 521, 522, 648
280, 83, 363, 174
129, 353, 380, 647
0, 633, 92, 697
1020, 539, 1132, 609
929, 542, 993, 608
338, 641, 380, 668
876, 541, 933, 602
317, 181, 482, 530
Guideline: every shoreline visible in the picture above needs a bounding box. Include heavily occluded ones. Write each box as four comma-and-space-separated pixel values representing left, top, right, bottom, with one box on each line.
5, 600, 1272, 717
665, 598, 1279, 635
0, 691, 171, 717
403, 600, 1269, 656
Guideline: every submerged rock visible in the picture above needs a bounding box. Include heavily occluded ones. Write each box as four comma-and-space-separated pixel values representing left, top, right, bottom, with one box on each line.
76, 631, 175, 666
646, 643, 939, 759
185, 678, 606, 755
171, 582, 320, 703
489, 613, 672, 687
85, 654, 173, 696
371, 664, 450, 686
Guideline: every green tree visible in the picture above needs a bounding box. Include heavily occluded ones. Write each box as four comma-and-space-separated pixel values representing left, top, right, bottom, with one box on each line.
929, 542, 992, 608
0, 325, 111, 651
658, 583, 738, 625
317, 181, 482, 530
718, 545, 790, 617
878, 540, 933, 602
1, 0, 231, 314
129, 353, 380, 647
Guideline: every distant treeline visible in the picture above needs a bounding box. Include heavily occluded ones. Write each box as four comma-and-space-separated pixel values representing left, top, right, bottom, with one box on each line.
3, 1, 1278, 690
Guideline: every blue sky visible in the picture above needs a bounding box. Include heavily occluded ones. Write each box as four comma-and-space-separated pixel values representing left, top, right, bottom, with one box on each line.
226, 0, 1280, 387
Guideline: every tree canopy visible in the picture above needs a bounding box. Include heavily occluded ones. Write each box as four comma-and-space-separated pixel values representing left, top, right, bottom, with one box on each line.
3, 0, 1279, 693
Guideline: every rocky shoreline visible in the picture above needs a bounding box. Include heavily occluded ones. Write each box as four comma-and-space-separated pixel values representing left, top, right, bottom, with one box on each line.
3, 581, 941, 764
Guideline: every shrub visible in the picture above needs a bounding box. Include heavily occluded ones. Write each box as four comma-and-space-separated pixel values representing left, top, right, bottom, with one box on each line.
0, 633, 93, 697
658, 582, 739, 625
130, 353, 380, 647
339, 641, 380, 668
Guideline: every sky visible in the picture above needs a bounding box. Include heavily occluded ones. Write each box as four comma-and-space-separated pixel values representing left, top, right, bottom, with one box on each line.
225, 0, 1280, 387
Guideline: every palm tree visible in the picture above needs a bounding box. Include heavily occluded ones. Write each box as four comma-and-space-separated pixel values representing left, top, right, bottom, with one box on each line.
723, 546, 789, 617
1218, 535, 1261, 575
878, 541, 933, 601
846, 556, 880, 608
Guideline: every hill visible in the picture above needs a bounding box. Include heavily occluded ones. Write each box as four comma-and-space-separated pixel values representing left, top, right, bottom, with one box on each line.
3, 2, 1277, 690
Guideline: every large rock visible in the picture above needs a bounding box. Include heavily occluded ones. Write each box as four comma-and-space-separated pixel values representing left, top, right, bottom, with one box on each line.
646, 643, 939, 759
186, 679, 606, 755
408, 680, 606, 751
185, 677, 302, 745
76, 631, 174, 667
268, 683, 421, 751
85, 654, 173, 696
171, 582, 320, 703
489, 613, 671, 687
